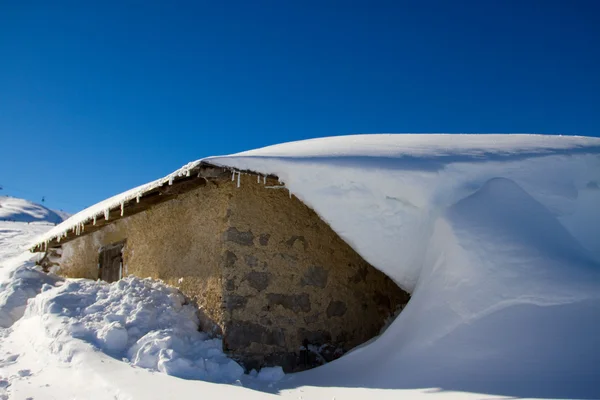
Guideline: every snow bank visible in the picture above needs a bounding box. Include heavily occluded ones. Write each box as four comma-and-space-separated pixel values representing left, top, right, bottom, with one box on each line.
0, 264, 63, 328
22, 276, 244, 383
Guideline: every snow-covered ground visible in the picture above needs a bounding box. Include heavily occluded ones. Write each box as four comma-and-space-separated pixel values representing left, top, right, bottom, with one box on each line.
0, 221, 281, 400
2, 134, 600, 399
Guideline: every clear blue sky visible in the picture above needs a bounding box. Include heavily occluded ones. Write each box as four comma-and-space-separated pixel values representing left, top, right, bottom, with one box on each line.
1, 1, 599, 213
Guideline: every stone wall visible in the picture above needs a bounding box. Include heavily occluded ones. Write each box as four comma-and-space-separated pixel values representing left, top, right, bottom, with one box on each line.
55, 173, 410, 372
219, 174, 409, 371
59, 182, 230, 335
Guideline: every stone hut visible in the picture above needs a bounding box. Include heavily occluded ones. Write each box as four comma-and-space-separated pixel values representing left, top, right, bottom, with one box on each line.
32, 163, 409, 372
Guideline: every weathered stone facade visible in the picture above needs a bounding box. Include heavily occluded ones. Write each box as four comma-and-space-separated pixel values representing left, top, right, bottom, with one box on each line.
55, 173, 409, 371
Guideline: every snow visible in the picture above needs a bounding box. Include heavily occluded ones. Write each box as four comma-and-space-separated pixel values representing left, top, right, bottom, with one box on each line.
29, 134, 600, 252
207, 134, 600, 292
3, 134, 600, 399
21, 276, 246, 383
206, 134, 600, 398
0, 196, 68, 225
0, 264, 62, 328
256, 366, 285, 382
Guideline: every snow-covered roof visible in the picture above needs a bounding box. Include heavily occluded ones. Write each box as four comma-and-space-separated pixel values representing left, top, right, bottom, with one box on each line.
30, 134, 600, 252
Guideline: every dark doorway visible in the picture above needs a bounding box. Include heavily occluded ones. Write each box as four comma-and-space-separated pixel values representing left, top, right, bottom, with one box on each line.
98, 241, 124, 283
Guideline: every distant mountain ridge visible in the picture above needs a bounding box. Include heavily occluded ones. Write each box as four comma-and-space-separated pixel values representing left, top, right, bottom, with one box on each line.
0, 196, 69, 224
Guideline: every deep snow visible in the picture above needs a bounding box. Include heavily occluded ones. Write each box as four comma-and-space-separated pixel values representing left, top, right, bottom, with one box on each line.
3, 134, 600, 399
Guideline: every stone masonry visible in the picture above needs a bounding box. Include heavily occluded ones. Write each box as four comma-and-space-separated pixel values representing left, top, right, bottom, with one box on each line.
53, 172, 410, 372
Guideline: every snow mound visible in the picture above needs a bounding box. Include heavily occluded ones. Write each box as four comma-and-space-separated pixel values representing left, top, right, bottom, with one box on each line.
0, 264, 63, 328
24, 276, 245, 383
0, 196, 66, 224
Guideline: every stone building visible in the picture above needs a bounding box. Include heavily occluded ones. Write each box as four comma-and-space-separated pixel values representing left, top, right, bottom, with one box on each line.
32, 163, 409, 372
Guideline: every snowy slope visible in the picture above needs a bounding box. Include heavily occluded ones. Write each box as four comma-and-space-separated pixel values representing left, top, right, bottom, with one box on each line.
2, 134, 600, 399
0, 196, 67, 224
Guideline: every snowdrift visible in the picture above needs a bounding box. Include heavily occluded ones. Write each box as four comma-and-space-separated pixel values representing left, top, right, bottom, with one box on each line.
205, 134, 600, 399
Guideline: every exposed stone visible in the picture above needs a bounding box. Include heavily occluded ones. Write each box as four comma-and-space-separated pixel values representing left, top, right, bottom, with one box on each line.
326, 300, 347, 317
300, 265, 328, 288
264, 352, 299, 373
318, 344, 345, 363
225, 279, 236, 291
225, 294, 248, 311
278, 253, 298, 263
285, 235, 308, 250
224, 227, 254, 246
198, 308, 223, 337
349, 264, 369, 283
223, 250, 238, 268
373, 291, 391, 311
259, 233, 270, 246
303, 312, 322, 324
267, 293, 311, 313
297, 328, 332, 344
245, 271, 271, 292
244, 254, 258, 267
224, 320, 286, 349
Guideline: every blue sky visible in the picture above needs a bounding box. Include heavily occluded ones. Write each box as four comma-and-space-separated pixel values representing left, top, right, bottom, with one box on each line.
1, 1, 599, 213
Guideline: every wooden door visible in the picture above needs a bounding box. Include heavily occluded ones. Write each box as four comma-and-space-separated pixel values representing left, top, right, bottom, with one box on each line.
99, 242, 124, 283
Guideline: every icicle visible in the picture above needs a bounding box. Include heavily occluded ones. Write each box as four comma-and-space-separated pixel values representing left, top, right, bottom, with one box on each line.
257, 175, 260, 183
81, 223, 85, 233
104, 208, 110, 221
231, 171, 235, 181
168, 176, 174, 185
289, 190, 292, 199
186, 170, 191, 177
237, 172, 241, 188
120, 202, 125, 217
57, 236, 61, 243
263, 176, 266, 184
93, 215, 97, 225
